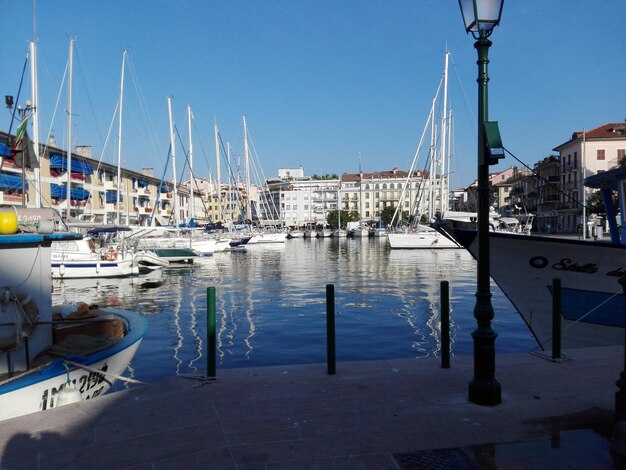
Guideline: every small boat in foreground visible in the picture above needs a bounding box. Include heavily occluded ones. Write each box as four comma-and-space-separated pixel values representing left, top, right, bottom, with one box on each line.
0, 209, 147, 421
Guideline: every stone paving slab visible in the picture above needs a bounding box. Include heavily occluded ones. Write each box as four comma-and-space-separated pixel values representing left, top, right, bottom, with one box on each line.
0, 346, 622, 469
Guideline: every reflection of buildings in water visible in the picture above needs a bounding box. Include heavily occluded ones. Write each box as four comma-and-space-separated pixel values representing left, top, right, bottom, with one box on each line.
386, 249, 471, 357
213, 248, 257, 365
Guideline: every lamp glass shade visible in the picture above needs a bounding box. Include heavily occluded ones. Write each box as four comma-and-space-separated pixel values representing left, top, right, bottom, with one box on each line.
458, 0, 503, 34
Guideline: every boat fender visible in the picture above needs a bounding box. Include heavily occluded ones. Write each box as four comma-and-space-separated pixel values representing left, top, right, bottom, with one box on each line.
56, 381, 82, 407
0, 211, 18, 234
104, 247, 118, 261
59, 264, 66, 277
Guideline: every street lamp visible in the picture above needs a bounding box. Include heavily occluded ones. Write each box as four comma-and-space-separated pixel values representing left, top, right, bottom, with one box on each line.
458, 0, 504, 406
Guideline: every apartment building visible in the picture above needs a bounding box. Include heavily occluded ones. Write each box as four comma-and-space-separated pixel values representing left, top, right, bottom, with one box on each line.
553, 122, 626, 231
0, 131, 204, 226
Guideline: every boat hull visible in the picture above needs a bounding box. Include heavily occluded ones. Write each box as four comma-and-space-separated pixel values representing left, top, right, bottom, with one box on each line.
52, 258, 137, 278
387, 231, 460, 249
456, 229, 626, 349
0, 308, 147, 421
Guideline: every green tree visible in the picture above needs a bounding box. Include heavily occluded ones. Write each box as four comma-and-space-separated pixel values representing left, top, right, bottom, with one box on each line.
380, 205, 408, 226
586, 190, 617, 214
327, 210, 359, 227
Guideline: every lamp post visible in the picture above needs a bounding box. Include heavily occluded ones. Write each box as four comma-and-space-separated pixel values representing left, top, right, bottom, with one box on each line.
458, 0, 504, 406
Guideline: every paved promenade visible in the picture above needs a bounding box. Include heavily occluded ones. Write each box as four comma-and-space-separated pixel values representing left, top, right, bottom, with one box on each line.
0, 346, 623, 469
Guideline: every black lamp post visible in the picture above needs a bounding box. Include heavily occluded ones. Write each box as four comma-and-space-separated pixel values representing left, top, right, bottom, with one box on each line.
458, 0, 504, 406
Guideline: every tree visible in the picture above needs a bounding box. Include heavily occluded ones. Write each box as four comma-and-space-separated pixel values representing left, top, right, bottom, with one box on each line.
380, 205, 409, 226
586, 189, 617, 215
326, 210, 359, 228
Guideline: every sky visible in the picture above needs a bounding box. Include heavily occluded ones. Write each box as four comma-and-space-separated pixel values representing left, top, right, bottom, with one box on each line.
0, 1, 624, 190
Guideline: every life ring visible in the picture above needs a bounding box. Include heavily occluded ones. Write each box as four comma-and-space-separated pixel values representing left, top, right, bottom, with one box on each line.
104, 248, 118, 261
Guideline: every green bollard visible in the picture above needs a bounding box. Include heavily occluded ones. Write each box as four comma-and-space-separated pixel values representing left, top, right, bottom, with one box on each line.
326, 284, 336, 375
441, 280, 450, 369
207, 286, 216, 378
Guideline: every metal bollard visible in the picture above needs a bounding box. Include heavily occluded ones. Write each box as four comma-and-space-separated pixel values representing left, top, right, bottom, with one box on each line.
552, 278, 562, 361
441, 280, 450, 369
326, 284, 336, 375
207, 286, 216, 378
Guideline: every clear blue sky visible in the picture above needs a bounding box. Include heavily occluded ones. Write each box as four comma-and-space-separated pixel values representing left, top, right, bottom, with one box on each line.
1, 1, 624, 190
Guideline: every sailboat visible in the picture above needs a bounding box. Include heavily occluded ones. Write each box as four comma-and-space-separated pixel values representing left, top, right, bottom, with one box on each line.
242, 116, 286, 244
332, 178, 347, 237
387, 51, 460, 249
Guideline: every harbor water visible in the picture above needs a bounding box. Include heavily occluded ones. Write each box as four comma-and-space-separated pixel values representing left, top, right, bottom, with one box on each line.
51, 237, 538, 387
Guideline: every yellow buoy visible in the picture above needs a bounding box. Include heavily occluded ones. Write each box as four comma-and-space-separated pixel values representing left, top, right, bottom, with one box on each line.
0, 212, 18, 235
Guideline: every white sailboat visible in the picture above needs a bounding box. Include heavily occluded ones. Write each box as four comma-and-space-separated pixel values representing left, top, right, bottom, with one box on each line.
387, 51, 460, 249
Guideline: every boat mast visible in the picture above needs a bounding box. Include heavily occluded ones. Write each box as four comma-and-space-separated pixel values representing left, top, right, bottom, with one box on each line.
116, 50, 126, 225
29, 41, 41, 208
213, 122, 224, 223
187, 105, 194, 223
243, 116, 252, 222
65, 37, 74, 221
439, 51, 450, 217
227, 141, 232, 224
428, 95, 436, 221
167, 96, 178, 227
582, 129, 587, 239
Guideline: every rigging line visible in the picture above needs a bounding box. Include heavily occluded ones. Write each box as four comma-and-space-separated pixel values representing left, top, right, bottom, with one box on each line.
449, 55, 477, 131
73, 43, 106, 149
503, 146, 591, 212
172, 122, 211, 219
217, 133, 247, 224
536, 287, 624, 349
1, 51, 29, 173
42, 59, 69, 162
126, 57, 164, 167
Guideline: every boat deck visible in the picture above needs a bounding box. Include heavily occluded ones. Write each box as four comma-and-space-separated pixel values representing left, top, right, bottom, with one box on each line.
0, 346, 622, 469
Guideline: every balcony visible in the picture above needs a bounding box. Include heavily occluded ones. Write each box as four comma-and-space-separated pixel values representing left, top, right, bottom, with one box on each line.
138, 206, 153, 215
136, 187, 151, 197
103, 180, 117, 190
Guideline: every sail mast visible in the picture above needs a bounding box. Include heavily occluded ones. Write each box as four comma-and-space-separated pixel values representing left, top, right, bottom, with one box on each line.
29, 41, 41, 208
439, 51, 450, 217
243, 116, 252, 222
213, 122, 223, 222
187, 105, 194, 222
167, 96, 178, 226
116, 50, 126, 225
65, 37, 74, 220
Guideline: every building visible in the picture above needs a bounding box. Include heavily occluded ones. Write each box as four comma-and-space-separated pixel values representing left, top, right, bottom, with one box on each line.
0, 131, 205, 226
553, 122, 626, 232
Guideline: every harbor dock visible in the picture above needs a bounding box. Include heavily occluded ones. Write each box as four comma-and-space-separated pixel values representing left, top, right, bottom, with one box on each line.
0, 346, 622, 469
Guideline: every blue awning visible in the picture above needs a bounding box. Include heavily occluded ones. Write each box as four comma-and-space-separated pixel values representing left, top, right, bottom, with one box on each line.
49, 154, 94, 175
50, 184, 91, 200
0, 143, 12, 158
106, 191, 122, 203
138, 179, 149, 187
0, 173, 28, 191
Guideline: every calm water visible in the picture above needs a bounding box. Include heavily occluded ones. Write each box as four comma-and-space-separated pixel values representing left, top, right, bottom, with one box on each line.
51, 237, 537, 386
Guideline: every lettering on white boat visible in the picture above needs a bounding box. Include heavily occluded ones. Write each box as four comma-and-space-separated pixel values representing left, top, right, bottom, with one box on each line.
552, 258, 598, 274
529, 256, 600, 274
39, 364, 109, 410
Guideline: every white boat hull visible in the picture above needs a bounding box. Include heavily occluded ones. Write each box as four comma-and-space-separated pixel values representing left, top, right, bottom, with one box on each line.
247, 233, 287, 244
0, 308, 147, 421
52, 258, 137, 278
387, 229, 460, 249
456, 230, 626, 349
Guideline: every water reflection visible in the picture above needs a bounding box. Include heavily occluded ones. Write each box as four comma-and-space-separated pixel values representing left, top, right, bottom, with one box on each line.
52, 238, 537, 384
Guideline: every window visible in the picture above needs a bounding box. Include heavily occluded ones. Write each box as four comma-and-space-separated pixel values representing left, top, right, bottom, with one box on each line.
618, 149, 625, 161
574, 152, 578, 168
597, 149, 605, 160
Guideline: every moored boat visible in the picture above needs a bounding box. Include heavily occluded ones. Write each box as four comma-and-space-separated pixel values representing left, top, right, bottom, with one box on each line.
0, 211, 147, 421
444, 165, 626, 350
